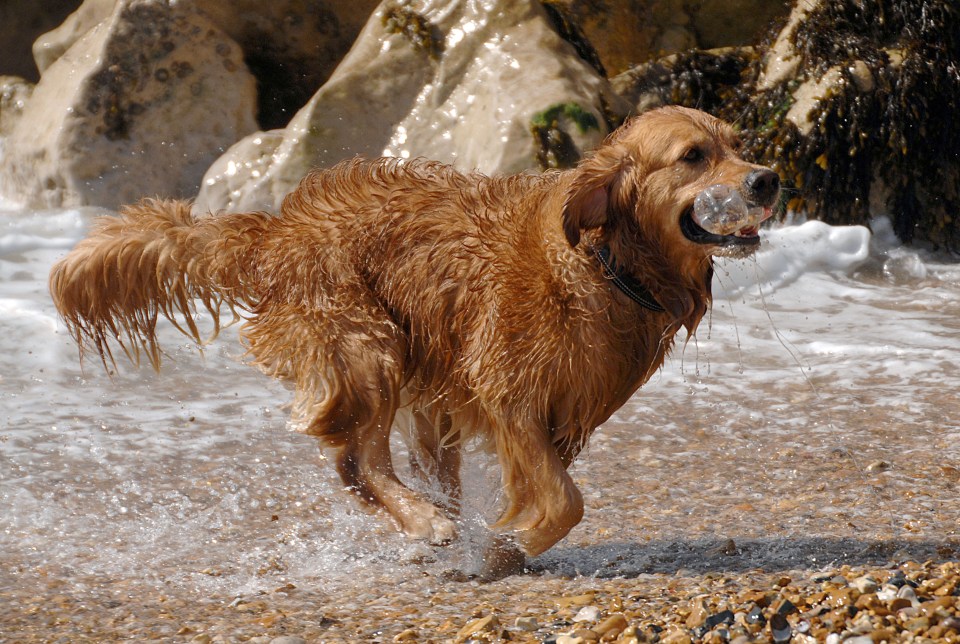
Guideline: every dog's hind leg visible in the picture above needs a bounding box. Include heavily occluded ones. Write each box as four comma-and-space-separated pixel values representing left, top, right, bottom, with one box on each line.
243, 298, 456, 545
408, 410, 462, 515
334, 394, 456, 545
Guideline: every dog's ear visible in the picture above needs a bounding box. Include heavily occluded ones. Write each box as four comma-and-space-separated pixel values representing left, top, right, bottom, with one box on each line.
561, 146, 627, 248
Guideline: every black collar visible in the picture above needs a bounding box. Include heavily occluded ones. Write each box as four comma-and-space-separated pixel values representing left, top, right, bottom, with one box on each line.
594, 246, 665, 313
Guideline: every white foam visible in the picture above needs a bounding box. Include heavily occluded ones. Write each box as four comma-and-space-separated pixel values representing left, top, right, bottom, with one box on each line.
713, 220, 871, 299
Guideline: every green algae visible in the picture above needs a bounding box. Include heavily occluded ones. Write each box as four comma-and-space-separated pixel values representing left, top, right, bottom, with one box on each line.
382, 4, 444, 61
530, 102, 601, 170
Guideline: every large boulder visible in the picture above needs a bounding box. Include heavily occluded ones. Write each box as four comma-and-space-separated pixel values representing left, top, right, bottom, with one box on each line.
742, 0, 960, 248
0, 0, 257, 209
543, 0, 789, 77
0, 0, 81, 82
195, 0, 629, 214
32, 0, 113, 75
611, 0, 960, 249
0, 77, 35, 136
32, 0, 379, 129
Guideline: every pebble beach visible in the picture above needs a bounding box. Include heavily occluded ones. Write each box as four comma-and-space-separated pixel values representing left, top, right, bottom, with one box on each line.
4, 560, 960, 642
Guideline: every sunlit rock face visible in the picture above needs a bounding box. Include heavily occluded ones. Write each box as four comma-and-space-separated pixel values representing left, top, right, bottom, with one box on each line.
0, 0, 258, 210
33, 0, 379, 130
0, 77, 34, 136
32, 0, 113, 77
0, 0, 79, 82
194, 0, 628, 215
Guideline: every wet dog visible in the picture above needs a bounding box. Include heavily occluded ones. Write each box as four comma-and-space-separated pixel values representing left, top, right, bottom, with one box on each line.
50, 106, 779, 575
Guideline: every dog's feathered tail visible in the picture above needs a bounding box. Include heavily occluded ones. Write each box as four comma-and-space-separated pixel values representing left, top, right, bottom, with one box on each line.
49, 198, 270, 369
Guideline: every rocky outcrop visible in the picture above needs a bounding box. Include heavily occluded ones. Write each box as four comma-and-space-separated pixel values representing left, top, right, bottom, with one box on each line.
0, 77, 35, 136
0, 0, 80, 82
32, 0, 112, 75
4, 0, 954, 249
544, 0, 789, 77
611, 47, 755, 116
745, 0, 960, 248
0, 0, 257, 209
195, 0, 628, 214
32, 0, 378, 129
613, 0, 960, 249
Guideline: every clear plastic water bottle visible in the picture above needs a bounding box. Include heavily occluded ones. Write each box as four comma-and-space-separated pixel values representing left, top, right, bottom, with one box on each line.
692, 185, 748, 236
692, 184, 767, 236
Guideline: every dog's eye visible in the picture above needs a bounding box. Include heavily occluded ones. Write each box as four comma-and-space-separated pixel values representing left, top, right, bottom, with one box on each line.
682, 147, 704, 163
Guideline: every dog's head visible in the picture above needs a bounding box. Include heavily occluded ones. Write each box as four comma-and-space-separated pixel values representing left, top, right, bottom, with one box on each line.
562, 106, 780, 263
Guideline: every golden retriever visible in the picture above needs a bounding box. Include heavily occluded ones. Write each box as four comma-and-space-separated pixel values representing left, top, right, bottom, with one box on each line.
49, 106, 780, 575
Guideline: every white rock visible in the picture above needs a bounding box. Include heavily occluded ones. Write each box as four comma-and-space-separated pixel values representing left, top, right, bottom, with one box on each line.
851, 575, 879, 594
32, 0, 378, 134
0, 76, 34, 136
757, 0, 824, 91
32, 0, 114, 75
843, 637, 874, 644
573, 605, 601, 623
195, 0, 627, 214
515, 616, 540, 631
1, 0, 258, 209
896, 584, 919, 605
556, 635, 585, 644
785, 65, 845, 135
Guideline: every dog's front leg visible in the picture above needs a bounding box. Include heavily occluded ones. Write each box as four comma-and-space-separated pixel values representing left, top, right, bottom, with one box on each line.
491, 422, 585, 557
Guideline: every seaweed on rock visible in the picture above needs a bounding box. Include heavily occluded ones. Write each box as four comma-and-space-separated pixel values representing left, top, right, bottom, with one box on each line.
614, 0, 960, 249
382, 4, 444, 61
530, 102, 601, 170
612, 48, 755, 117
739, 0, 960, 248
540, 0, 607, 77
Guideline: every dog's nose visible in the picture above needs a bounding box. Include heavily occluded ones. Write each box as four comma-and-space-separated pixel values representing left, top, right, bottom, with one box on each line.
743, 169, 780, 206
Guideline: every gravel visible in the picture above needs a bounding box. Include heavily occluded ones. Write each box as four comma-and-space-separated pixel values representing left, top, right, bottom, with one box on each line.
3, 559, 959, 642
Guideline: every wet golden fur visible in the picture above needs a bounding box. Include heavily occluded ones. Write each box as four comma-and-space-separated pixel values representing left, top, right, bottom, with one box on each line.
50, 106, 778, 560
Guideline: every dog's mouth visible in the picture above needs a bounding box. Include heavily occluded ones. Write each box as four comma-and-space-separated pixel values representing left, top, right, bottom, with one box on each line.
680, 203, 771, 249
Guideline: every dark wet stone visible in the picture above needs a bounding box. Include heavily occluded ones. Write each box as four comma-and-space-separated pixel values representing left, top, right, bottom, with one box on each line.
705, 609, 736, 629
775, 598, 798, 617
746, 605, 766, 625
887, 571, 911, 588
770, 613, 792, 644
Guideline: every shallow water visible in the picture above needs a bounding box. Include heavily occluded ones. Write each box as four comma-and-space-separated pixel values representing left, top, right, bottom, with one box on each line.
1, 206, 958, 637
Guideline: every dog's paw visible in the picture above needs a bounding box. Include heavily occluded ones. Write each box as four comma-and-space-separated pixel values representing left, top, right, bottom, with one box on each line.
478, 535, 526, 581
426, 512, 457, 546
402, 506, 457, 546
